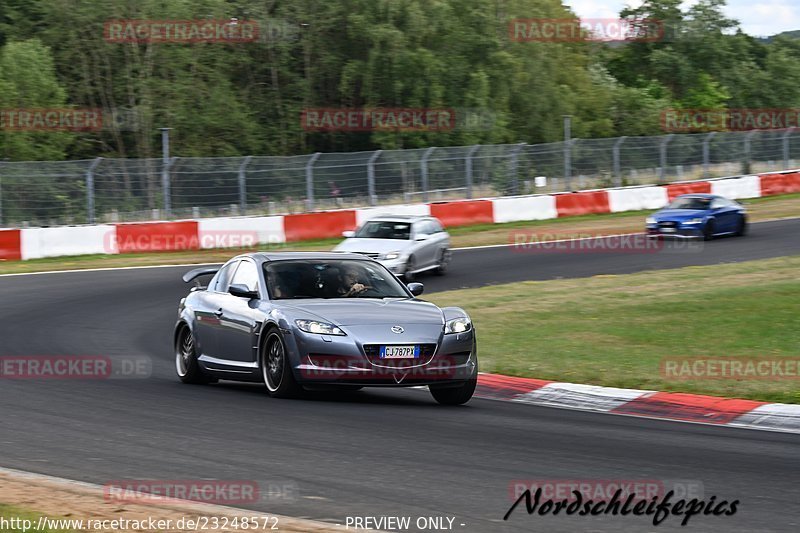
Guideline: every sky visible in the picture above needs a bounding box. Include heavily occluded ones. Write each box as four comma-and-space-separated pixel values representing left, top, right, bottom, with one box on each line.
562, 0, 800, 37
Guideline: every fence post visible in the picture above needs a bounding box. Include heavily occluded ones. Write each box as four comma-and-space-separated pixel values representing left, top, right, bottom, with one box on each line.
160, 128, 172, 217
421, 147, 436, 203
743, 130, 758, 174
0, 159, 5, 227
86, 157, 103, 224
465, 145, 480, 199
782, 128, 796, 170
613, 136, 626, 187
238, 156, 252, 214
658, 134, 674, 183
702, 132, 717, 177
367, 150, 382, 206
563, 116, 572, 190
305, 152, 321, 211
509, 143, 525, 195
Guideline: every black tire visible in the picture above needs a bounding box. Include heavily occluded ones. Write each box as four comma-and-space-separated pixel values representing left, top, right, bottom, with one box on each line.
703, 220, 715, 241
262, 329, 303, 398
430, 375, 477, 405
735, 216, 748, 237
404, 256, 416, 281
434, 248, 451, 276
175, 326, 213, 384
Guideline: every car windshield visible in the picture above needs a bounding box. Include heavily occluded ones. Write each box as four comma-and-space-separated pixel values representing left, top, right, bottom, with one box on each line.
264, 260, 410, 300
667, 197, 712, 210
354, 221, 411, 240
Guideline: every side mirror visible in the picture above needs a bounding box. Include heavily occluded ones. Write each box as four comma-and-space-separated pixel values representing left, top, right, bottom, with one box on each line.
415, 233, 429, 241
407, 282, 424, 296
342, 230, 355, 238
229, 284, 259, 299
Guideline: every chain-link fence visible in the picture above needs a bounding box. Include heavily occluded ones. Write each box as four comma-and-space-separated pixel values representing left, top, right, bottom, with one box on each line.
2, 130, 799, 227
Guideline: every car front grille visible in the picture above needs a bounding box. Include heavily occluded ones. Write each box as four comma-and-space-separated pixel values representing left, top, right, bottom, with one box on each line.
658, 221, 678, 228
363, 343, 437, 367
355, 252, 381, 259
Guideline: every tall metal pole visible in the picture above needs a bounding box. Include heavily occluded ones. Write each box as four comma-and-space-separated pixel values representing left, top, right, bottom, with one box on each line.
465, 145, 480, 199
0, 159, 5, 227
658, 134, 674, 183
509, 143, 525, 195
421, 147, 436, 203
238, 156, 252, 214
563, 116, 572, 190
160, 128, 172, 217
86, 157, 103, 224
743, 130, 758, 174
782, 128, 796, 170
367, 150, 382, 206
612, 136, 627, 187
702, 132, 717, 177
305, 152, 321, 211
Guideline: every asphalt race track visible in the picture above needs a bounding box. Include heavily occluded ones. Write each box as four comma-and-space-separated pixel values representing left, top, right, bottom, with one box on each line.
1, 218, 799, 532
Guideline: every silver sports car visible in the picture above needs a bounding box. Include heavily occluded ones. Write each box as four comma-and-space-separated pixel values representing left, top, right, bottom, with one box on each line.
333, 215, 451, 280
174, 252, 478, 404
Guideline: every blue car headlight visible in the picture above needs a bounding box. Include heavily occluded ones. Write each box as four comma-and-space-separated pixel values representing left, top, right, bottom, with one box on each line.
646, 216, 657, 225
682, 218, 704, 225
295, 319, 346, 336
444, 317, 472, 334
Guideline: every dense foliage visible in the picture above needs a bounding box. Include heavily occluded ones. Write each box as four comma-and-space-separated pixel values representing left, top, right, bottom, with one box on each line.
0, 0, 798, 161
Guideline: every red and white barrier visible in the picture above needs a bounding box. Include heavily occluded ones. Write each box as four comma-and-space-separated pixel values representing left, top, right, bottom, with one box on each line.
492, 195, 557, 223
2, 168, 798, 261
710, 174, 761, 199
0, 229, 21, 261
608, 186, 668, 213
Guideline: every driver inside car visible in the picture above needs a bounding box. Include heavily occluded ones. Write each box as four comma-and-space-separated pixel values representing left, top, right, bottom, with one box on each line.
339, 264, 371, 297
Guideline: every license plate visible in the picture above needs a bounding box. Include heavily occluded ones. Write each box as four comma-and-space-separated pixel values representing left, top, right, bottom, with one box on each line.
661, 227, 676, 233
379, 345, 420, 359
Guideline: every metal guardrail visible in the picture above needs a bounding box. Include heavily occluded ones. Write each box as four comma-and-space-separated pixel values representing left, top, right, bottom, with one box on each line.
1, 130, 799, 227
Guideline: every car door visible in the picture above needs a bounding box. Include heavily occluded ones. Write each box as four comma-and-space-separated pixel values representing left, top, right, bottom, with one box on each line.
193, 260, 239, 360
215, 258, 264, 365
427, 218, 450, 264
414, 220, 438, 268
710, 198, 736, 233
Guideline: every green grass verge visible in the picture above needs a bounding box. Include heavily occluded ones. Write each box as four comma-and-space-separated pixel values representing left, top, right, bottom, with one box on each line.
0, 504, 73, 532
429, 255, 800, 404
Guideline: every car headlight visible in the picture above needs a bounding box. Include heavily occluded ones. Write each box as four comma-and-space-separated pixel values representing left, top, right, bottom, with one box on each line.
444, 317, 472, 334
683, 218, 704, 225
295, 320, 345, 336
646, 217, 657, 224
382, 251, 401, 260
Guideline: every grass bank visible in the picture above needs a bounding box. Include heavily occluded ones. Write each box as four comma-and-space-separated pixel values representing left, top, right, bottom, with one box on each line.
429, 255, 800, 404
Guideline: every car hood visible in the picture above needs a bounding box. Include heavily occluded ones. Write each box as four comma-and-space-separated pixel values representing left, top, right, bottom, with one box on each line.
333, 238, 411, 255
281, 298, 444, 326
654, 209, 708, 220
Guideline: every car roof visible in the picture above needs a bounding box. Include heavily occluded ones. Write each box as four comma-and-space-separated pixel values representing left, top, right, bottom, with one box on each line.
252, 251, 371, 262
365, 214, 433, 222
675, 193, 717, 199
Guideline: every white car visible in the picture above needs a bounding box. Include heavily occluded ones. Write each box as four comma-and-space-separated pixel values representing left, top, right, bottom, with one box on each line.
333, 215, 451, 280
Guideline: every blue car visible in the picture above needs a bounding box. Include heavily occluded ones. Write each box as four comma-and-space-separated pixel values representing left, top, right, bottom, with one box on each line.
646, 194, 748, 240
